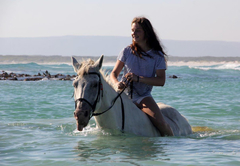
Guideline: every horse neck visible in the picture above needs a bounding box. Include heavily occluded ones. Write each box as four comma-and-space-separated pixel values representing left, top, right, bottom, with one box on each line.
94, 74, 123, 128
94, 74, 160, 136
97, 74, 119, 111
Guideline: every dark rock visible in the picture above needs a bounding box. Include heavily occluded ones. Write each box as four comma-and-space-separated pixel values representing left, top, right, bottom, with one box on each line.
169, 75, 178, 79
0, 71, 76, 81
8, 77, 18, 81
23, 77, 43, 81
2, 72, 9, 77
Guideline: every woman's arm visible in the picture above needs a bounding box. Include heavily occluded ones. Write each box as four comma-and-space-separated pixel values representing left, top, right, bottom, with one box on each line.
125, 69, 166, 86
140, 69, 166, 86
110, 60, 125, 89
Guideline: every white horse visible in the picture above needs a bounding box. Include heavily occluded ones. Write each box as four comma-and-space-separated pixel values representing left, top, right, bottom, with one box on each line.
72, 55, 192, 137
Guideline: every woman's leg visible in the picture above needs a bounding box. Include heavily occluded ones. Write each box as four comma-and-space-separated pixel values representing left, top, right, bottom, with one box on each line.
136, 97, 174, 136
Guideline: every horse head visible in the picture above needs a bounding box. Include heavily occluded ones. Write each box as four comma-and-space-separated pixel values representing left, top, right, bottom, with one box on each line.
71, 55, 104, 131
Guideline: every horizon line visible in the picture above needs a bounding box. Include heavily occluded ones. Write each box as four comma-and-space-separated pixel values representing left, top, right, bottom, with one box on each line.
0, 35, 239, 43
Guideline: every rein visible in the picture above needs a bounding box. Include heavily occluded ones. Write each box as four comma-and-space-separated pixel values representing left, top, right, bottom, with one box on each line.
74, 72, 128, 132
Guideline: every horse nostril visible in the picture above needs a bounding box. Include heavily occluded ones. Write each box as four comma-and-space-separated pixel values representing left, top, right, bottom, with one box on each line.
84, 111, 89, 117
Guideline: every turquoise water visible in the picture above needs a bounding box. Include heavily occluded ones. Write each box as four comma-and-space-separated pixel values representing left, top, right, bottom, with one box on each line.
1, 62, 240, 165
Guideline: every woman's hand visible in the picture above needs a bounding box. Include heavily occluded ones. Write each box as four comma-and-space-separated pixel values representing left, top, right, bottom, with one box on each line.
125, 72, 138, 82
116, 81, 127, 90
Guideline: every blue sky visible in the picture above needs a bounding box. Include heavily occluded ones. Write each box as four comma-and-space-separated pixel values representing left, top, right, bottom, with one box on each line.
0, 0, 239, 41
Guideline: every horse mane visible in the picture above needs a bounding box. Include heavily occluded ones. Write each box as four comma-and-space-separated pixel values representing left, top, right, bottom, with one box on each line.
76, 59, 95, 76
76, 58, 117, 90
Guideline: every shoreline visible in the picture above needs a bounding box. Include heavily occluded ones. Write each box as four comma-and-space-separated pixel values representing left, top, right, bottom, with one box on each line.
0, 55, 240, 67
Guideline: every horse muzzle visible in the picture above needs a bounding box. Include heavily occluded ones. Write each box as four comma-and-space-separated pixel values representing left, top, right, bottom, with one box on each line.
74, 108, 91, 131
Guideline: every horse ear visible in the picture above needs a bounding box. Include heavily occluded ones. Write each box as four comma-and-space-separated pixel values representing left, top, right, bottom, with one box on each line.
94, 55, 104, 70
71, 57, 82, 73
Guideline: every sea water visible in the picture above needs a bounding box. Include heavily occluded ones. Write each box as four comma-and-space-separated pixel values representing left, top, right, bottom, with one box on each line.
1, 61, 240, 166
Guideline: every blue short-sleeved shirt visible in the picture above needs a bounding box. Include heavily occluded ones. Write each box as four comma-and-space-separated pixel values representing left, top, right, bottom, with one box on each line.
117, 46, 166, 99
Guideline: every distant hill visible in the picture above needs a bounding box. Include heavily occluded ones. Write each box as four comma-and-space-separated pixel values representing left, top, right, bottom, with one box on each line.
0, 36, 239, 57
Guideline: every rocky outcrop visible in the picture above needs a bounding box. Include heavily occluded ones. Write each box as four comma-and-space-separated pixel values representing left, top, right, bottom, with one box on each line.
0, 70, 76, 81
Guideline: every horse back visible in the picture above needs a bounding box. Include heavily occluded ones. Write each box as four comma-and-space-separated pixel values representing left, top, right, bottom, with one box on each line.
157, 103, 192, 136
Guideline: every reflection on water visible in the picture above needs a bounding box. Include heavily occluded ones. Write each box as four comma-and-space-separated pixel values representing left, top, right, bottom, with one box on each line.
73, 130, 171, 164
70, 121, 240, 164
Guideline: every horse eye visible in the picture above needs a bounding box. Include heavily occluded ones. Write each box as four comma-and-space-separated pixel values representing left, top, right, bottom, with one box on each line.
73, 81, 78, 88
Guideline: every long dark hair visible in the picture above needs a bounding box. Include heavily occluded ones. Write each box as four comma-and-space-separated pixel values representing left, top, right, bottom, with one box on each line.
130, 17, 167, 60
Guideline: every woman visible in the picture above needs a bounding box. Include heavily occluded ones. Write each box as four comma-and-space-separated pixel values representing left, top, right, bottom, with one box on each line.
110, 17, 174, 136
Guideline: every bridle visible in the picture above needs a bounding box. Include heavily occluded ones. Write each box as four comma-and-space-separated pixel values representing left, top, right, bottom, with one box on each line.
74, 71, 127, 132
74, 72, 102, 118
